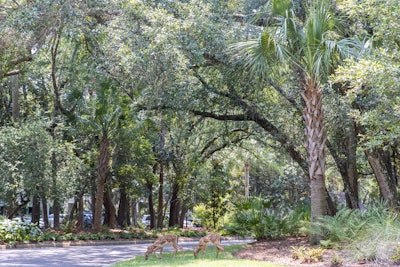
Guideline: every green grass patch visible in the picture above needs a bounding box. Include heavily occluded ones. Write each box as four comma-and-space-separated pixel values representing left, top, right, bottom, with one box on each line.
111, 245, 282, 267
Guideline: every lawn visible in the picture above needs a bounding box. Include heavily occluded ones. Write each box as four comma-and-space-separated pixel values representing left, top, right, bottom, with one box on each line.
111, 245, 282, 267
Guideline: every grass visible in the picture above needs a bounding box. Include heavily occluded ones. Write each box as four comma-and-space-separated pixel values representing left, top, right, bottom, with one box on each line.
111, 245, 282, 267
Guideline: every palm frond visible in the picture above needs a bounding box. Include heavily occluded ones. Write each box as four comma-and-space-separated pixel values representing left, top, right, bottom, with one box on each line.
229, 0, 362, 84
228, 33, 279, 80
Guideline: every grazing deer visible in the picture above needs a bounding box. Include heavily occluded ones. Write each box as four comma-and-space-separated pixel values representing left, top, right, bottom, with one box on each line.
193, 233, 225, 259
145, 234, 183, 260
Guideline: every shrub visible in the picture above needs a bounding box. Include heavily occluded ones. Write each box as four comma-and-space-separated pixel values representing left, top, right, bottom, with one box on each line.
314, 208, 367, 246
226, 197, 309, 240
316, 201, 400, 263
348, 212, 400, 261
290, 246, 325, 263
0, 219, 42, 243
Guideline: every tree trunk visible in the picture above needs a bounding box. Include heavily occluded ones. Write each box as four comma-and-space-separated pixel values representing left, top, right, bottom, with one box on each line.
7, 192, 29, 220
244, 162, 250, 197
93, 132, 110, 232
32, 194, 41, 225
343, 122, 359, 209
169, 182, 180, 227
103, 187, 116, 228
53, 198, 61, 229
126, 197, 131, 226
49, 121, 62, 228
41, 194, 49, 228
301, 79, 328, 244
365, 148, 398, 207
156, 118, 166, 229
66, 196, 77, 222
327, 120, 359, 209
157, 162, 164, 229
180, 205, 188, 228
131, 200, 138, 227
76, 194, 84, 230
117, 188, 129, 227
148, 183, 155, 229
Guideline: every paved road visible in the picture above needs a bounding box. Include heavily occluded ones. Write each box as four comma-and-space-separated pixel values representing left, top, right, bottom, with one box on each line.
0, 239, 254, 267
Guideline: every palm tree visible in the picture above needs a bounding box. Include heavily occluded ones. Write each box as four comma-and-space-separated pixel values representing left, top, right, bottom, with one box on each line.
80, 81, 121, 232
231, 0, 358, 243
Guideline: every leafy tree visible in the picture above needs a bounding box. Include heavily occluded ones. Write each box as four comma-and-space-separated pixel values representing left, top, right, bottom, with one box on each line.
0, 119, 81, 223
333, 0, 400, 207
195, 161, 231, 229
113, 117, 158, 227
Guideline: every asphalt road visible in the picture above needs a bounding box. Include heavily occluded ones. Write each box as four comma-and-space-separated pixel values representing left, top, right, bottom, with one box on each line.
0, 239, 254, 267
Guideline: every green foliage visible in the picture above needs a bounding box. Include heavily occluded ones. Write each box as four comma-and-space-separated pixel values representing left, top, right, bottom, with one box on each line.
39, 228, 209, 242
314, 208, 367, 245
330, 254, 344, 267
226, 197, 310, 240
165, 227, 207, 238
0, 219, 42, 243
316, 202, 400, 262
177, 230, 207, 238
0, 119, 84, 220
193, 161, 232, 229
348, 211, 400, 261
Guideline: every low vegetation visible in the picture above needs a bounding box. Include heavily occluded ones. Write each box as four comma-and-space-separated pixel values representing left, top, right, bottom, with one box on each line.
0, 217, 210, 245
111, 245, 281, 267
0, 218, 42, 244
290, 246, 325, 263
315, 201, 400, 263
226, 197, 310, 240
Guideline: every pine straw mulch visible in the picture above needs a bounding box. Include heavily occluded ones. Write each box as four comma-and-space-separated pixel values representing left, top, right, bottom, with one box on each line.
233, 236, 399, 267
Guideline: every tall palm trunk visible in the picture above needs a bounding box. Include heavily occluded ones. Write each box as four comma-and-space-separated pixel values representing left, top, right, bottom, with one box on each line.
302, 78, 328, 244
93, 131, 110, 232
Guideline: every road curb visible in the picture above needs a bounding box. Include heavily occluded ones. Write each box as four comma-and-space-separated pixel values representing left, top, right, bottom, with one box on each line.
0, 236, 254, 250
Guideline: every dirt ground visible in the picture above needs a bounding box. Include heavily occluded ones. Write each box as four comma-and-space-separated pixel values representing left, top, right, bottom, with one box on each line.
234, 236, 398, 267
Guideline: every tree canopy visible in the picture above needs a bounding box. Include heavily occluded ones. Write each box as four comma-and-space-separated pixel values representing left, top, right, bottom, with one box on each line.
0, 0, 399, 245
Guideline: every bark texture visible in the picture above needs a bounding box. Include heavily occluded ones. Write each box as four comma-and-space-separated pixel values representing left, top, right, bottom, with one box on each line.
365, 149, 398, 207
301, 79, 328, 244
93, 132, 110, 232
103, 187, 116, 228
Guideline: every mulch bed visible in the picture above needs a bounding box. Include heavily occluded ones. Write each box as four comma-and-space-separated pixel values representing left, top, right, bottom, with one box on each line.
234, 236, 398, 267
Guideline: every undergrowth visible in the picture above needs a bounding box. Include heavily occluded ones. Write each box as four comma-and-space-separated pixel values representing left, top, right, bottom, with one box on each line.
314, 201, 400, 263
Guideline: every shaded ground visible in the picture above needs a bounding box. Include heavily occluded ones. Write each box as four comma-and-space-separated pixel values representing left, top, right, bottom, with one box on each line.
234, 237, 398, 267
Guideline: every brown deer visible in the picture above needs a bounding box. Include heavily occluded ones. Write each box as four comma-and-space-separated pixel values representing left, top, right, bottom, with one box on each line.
145, 234, 183, 260
193, 233, 225, 259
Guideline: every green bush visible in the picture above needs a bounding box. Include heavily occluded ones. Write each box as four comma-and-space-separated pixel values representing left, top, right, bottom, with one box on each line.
226, 197, 309, 240
0, 219, 42, 243
193, 204, 209, 227
314, 208, 367, 246
119, 231, 133, 239
316, 201, 400, 263
178, 229, 207, 237
349, 211, 400, 261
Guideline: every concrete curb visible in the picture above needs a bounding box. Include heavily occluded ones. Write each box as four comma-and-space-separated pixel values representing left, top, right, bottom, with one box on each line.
0, 236, 254, 250
0, 239, 151, 250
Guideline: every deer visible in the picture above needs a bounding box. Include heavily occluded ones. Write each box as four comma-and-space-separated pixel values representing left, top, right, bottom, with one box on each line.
193, 233, 225, 259
144, 234, 183, 260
